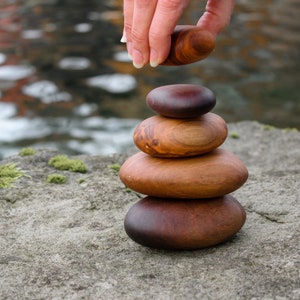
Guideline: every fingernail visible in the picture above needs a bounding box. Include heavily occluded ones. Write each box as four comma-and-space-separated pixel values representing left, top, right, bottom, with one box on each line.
150, 49, 159, 67
120, 35, 127, 43
150, 60, 159, 68
127, 42, 132, 59
133, 61, 144, 69
132, 48, 144, 69
120, 30, 127, 43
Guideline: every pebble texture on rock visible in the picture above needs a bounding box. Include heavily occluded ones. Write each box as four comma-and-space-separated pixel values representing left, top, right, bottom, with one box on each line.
0, 122, 300, 299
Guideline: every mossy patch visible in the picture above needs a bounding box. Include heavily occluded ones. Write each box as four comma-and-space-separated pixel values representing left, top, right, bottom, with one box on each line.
229, 132, 240, 139
47, 174, 67, 184
262, 124, 276, 131
0, 163, 28, 188
108, 163, 121, 172
19, 147, 36, 157
283, 127, 299, 133
49, 155, 88, 173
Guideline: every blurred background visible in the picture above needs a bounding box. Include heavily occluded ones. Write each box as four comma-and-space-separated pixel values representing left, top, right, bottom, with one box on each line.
0, 0, 299, 159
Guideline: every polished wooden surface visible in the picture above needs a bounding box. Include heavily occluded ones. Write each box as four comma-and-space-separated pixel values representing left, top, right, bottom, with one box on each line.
146, 84, 215, 119
124, 195, 246, 250
161, 25, 215, 66
119, 149, 248, 199
134, 113, 227, 157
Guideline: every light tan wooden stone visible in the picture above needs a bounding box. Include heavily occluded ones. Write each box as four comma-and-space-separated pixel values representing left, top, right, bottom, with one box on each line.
134, 113, 227, 157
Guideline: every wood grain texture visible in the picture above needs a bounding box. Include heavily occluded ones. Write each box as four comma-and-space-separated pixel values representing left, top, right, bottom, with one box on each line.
134, 113, 227, 157
119, 149, 248, 199
124, 195, 246, 250
161, 25, 215, 66
146, 84, 216, 119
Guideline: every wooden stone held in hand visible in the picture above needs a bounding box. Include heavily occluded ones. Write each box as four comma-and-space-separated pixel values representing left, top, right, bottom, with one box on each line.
161, 25, 216, 66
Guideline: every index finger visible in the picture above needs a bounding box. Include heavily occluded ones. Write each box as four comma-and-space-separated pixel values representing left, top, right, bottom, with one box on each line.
148, 0, 190, 67
123, 0, 134, 56
130, 0, 158, 68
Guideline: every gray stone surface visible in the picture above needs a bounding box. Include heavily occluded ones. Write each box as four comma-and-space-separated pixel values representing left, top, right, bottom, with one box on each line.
0, 121, 299, 300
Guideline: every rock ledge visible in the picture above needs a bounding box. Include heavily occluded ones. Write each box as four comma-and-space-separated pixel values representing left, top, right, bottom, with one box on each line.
0, 121, 299, 300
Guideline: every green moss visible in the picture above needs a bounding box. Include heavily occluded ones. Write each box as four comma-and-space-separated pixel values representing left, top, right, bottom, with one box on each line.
19, 147, 36, 157
228, 132, 240, 139
49, 155, 88, 173
262, 124, 276, 131
47, 174, 67, 184
78, 178, 85, 184
108, 163, 121, 172
283, 127, 299, 133
0, 163, 28, 188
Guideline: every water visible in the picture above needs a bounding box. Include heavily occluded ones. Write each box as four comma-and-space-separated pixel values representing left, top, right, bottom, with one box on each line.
0, 0, 299, 159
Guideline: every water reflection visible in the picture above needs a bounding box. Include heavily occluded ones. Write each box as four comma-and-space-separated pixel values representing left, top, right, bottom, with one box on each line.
22, 80, 72, 104
0, 0, 299, 159
0, 65, 35, 81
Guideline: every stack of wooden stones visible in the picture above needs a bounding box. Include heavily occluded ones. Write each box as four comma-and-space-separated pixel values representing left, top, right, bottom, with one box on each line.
119, 84, 248, 250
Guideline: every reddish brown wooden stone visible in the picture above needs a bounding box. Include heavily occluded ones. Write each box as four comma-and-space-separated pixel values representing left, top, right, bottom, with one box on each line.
134, 113, 227, 157
119, 149, 248, 199
124, 195, 246, 250
161, 25, 215, 66
146, 84, 215, 119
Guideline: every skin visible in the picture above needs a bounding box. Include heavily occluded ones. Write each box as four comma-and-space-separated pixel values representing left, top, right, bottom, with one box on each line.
122, 0, 235, 68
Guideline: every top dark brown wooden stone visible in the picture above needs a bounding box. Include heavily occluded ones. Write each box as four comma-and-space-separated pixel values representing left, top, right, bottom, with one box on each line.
146, 84, 216, 118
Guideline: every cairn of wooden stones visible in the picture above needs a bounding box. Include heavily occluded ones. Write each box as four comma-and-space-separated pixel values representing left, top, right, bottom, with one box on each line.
119, 84, 248, 250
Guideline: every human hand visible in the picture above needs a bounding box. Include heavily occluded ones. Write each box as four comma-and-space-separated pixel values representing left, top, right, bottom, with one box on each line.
122, 0, 235, 68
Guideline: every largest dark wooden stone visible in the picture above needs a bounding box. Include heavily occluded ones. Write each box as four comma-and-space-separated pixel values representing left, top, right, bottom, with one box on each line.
124, 195, 246, 250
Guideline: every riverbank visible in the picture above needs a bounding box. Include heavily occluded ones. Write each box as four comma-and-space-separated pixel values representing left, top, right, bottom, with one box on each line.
1, 121, 299, 299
